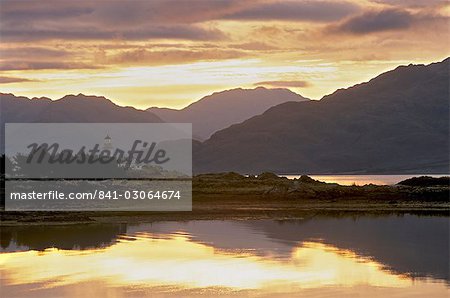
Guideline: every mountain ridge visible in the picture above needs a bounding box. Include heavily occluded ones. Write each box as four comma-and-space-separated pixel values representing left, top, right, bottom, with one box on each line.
0, 93, 163, 152
0, 93, 163, 123
194, 58, 450, 174
148, 87, 309, 140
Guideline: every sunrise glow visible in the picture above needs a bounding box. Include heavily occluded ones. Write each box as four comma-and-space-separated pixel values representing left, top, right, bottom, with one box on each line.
1, 0, 449, 109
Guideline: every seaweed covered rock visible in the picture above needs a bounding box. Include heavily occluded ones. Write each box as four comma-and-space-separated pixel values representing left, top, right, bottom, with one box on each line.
196, 172, 245, 181
296, 175, 325, 184
398, 176, 450, 187
257, 172, 280, 180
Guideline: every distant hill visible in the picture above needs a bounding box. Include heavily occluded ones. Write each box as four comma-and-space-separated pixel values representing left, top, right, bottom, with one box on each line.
1, 93, 162, 123
194, 58, 450, 174
148, 87, 309, 140
0, 93, 162, 152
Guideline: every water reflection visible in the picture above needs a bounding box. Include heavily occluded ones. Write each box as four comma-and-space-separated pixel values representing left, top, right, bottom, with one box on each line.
282, 174, 447, 185
1, 215, 449, 297
1, 224, 126, 251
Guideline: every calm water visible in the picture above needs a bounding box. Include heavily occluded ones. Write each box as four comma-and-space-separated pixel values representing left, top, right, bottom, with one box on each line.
1, 215, 449, 297
282, 174, 447, 185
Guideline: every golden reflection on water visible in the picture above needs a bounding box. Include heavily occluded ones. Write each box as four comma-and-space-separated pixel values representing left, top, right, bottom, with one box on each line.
0, 233, 448, 297
282, 175, 446, 186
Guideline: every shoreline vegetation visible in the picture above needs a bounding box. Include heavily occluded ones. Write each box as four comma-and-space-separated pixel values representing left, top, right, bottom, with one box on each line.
0, 173, 449, 225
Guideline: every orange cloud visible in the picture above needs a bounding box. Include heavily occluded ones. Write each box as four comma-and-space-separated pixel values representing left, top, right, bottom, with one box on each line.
105, 48, 249, 66
254, 80, 311, 88
0, 76, 37, 84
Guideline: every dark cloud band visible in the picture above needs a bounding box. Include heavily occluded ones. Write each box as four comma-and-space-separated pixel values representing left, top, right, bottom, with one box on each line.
331, 9, 414, 34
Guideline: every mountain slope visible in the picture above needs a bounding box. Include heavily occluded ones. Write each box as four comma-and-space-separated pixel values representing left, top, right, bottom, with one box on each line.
1, 93, 162, 123
148, 87, 308, 140
0, 93, 162, 152
194, 58, 450, 174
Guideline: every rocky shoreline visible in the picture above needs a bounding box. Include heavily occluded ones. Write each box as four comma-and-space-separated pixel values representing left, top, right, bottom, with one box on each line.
1, 174, 449, 225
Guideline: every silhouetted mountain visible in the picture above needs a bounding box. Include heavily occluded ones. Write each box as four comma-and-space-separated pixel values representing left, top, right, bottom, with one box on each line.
1, 93, 162, 123
194, 58, 450, 174
0, 93, 162, 153
148, 87, 308, 140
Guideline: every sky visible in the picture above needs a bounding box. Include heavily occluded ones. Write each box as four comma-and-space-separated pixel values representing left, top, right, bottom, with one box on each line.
0, 0, 449, 109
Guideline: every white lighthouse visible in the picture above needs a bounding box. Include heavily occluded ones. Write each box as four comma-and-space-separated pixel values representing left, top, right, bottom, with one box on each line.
103, 134, 113, 151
